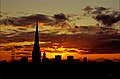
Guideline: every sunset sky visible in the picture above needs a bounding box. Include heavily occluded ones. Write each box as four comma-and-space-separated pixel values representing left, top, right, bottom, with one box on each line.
0, 0, 120, 62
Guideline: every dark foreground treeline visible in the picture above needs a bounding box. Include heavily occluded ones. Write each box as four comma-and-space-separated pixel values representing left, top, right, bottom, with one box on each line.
0, 60, 120, 79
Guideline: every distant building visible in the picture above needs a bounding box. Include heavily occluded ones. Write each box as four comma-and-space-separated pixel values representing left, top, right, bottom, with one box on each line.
67, 56, 74, 61
83, 57, 87, 63
55, 55, 61, 61
42, 52, 47, 63
20, 57, 28, 63
32, 20, 41, 64
43, 52, 46, 59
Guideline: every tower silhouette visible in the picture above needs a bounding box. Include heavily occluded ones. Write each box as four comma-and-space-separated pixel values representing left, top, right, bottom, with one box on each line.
43, 52, 46, 59
32, 20, 41, 64
42, 52, 46, 64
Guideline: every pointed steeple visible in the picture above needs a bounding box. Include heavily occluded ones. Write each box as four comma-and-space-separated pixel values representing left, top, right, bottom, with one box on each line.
32, 20, 41, 64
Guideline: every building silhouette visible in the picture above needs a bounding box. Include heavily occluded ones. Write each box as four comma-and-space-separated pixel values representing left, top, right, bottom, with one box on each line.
32, 20, 41, 64
83, 57, 87, 63
55, 55, 61, 61
67, 56, 74, 61
20, 56, 28, 63
42, 52, 46, 63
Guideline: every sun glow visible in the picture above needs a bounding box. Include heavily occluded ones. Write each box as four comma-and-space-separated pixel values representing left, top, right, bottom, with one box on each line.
55, 46, 66, 51
38, 22, 44, 26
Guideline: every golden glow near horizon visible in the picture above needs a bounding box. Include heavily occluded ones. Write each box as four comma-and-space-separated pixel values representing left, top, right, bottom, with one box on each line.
0, 43, 120, 62
1, 50, 120, 62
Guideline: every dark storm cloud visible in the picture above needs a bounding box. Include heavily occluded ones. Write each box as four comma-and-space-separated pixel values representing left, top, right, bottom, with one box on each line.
99, 40, 120, 49
0, 13, 82, 29
20, 14, 53, 23
88, 34, 120, 54
7, 29, 20, 32
0, 13, 71, 27
83, 6, 120, 27
53, 13, 68, 22
15, 52, 31, 55
94, 12, 120, 26
93, 7, 110, 14
0, 31, 17, 37
14, 46, 24, 49
1, 31, 120, 54
0, 31, 61, 43
5, 32, 35, 42
53, 13, 81, 22
95, 7, 108, 11
0, 14, 54, 26
80, 41, 120, 54
69, 25, 118, 35
83, 5, 93, 14
83, 6, 110, 15
4, 47, 13, 51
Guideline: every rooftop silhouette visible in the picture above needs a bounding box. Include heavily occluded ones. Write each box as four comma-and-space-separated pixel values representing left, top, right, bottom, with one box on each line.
0, 54, 120, 79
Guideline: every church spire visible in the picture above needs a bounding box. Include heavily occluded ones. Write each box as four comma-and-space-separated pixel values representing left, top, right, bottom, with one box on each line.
32, 19, 41, 64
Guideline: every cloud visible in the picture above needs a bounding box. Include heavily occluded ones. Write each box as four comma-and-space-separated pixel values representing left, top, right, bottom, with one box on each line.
66, 13, 81, 22
4, 47, 13, 51
53, 13, 68, 22
7, 29, 20, 32
83, 5, 93, 14
1, 31, 120, 54
0, 13, 71, 27
0, 14, 55, 26
0, 13, 83, 29
0, 15, 3, 18
94, 13, 120, 26
88, 34, 120, 54
83, 6, 120, 27
93, 7, 110, 14
53, 13, 81, 23
68, 25, 118, 35
0, 31, 18, 37
15, 52, 31, 55
14, 46, 24, 49
17, 28, 27, 31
